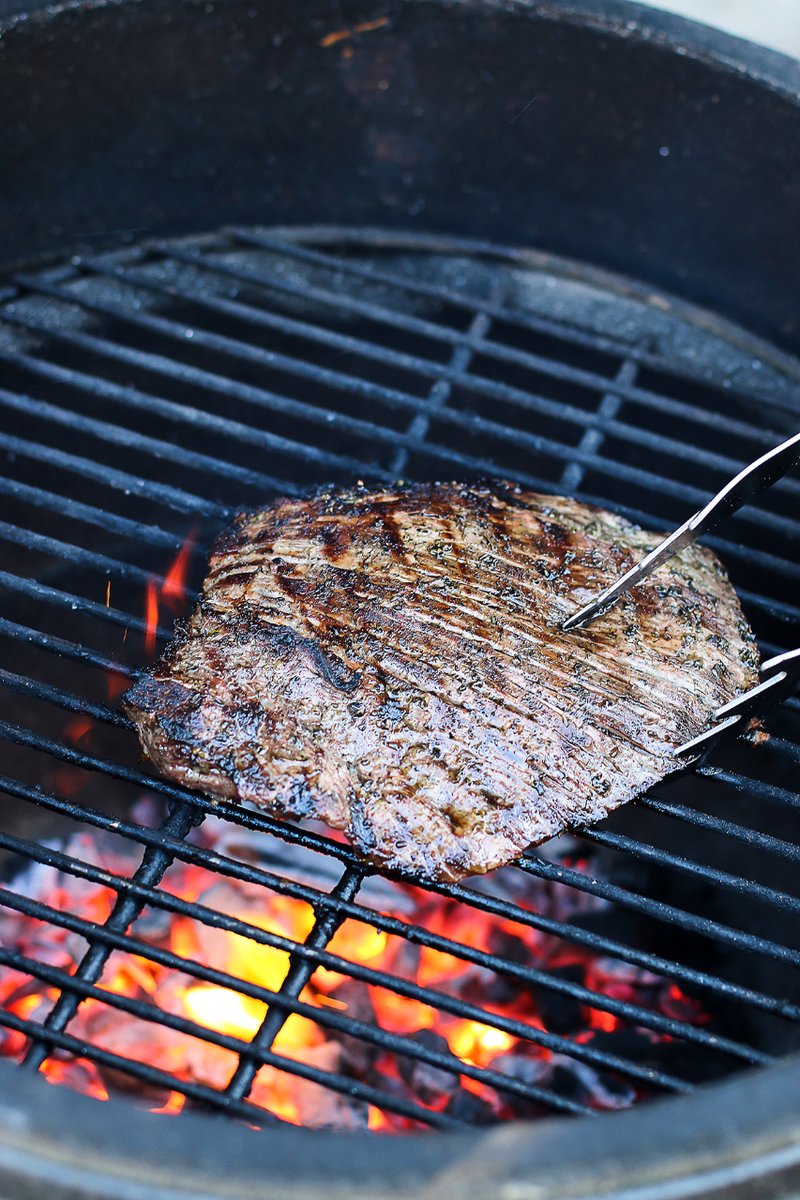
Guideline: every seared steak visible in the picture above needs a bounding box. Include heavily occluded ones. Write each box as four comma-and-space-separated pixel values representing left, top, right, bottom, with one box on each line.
124, 483, 759, 882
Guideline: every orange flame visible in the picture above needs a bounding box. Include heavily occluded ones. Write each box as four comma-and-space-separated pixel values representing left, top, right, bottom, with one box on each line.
143, 528, 196, 657
0, 836, 713, 1128
145, 580, 159, 657
161, 528, 196, 611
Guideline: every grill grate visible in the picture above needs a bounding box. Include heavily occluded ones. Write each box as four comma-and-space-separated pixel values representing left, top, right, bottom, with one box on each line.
0, 228, 799, 1130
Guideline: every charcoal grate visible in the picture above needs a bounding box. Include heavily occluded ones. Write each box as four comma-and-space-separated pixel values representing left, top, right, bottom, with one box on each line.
0, 227, 799, 1130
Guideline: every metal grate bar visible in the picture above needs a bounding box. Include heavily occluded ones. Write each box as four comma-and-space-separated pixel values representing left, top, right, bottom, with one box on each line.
17, 271, 466, 416
768, 736, 800, 762
165, 241, 800, 489
3, 371, 798, 630
0, 830, 724, 1089
579, 825, 800, 913
2, 228, 798, 1125
391, 304, 497, 477
0, 618, 136, 679
5, 746, 799, 1025
0, 336, 386, 482
3, 417, 796, 633
50, 262, 557, 490
0, 669, 129, 727
10, 663, 800, 918
0, 1008, 288, 1128
5, 714, 799, 989
0, 387, 291, 503
0, 894, 587, 1120
0, 946, 462, 1129
0, 767, 780, 1062
441, 880, 800, 1023
0, 429, 229, 521
21, 801, 204, 1072
223, 866, 365, 1104
2, 374, 798, 620
517, 852, 800, 967
0, 519, 165, 588
84, 250, 793, 450
697, 766, 800, 813
3, 701, 796, 985
636, 794, 800, 858
1, 612, 796, 1023
0, 473, 195, 551
11, 277, 800, 534
0, 569, 158, 638
5, 426, 795, 636
226, 229, 800, 419
560, 359, 637, 493
13, 510, 795, 643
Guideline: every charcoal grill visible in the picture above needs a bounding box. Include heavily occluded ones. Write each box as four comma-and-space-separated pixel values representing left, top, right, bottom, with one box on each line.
1, 1, 800, 1197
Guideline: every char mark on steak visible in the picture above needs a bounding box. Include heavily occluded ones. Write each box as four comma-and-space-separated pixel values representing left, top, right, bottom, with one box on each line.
124, 482, 759, 882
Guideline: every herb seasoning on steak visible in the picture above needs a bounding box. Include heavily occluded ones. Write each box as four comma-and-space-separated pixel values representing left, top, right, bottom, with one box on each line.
124, 483, 759, 882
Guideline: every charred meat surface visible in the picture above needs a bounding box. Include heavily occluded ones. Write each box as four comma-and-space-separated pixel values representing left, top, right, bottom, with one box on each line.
124, 483, 759, 882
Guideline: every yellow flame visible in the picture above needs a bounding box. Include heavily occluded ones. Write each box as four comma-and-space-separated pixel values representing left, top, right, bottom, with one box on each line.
448, 1021, 515, 1066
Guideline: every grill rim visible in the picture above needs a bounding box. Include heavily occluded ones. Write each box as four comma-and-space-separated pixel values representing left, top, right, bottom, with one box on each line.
1, 1054, 800, 1200
1, 0, 800, 1190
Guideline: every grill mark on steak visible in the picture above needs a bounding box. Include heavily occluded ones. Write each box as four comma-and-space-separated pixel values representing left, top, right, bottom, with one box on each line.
124, 482, 759, 883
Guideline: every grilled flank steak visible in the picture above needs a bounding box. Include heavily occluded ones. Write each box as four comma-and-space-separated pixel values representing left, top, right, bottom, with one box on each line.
124, 483, 759, 882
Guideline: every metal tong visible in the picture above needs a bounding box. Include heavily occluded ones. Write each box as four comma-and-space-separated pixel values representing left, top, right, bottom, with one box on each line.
562, 429, 800, 756
675, 647, 800, 757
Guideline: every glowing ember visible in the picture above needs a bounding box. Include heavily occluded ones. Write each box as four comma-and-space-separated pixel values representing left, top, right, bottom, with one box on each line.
0, 527, 712, 1129
0, 819, 713, 1131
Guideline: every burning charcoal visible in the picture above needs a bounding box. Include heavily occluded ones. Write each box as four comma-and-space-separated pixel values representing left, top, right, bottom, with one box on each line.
130, 794, 166, 828
584, 1028, 660, 1062
584, 1026, 728, 1086
132, 905, 176, 942
465, 853, 608, 924
549, 1054, 636, 1110
531, 964, 586, 1033
444, 1086, 498, 1125
325, 980, 379, 1077
492, 1051, 553, 1117
626, 1036, 733, 1086
284, 1044, 370, 1131
387, 938, 422, 982
590, 957, 664, 997
397, 1029, 458, 1105
659, 983, 708, 1023
483, 930, 531, 1004
210, 820, 419, 916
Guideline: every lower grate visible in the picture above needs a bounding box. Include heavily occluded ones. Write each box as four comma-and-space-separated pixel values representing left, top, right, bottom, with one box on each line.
0, 227, 799, 1131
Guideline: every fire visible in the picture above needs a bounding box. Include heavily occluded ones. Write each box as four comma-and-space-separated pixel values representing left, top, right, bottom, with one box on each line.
63, 716, 93, 745
161, 528, 196, 610
145, 580, 159, 657
0, 828, 714, 1130
144, 528, 196, 656
184, 987, 263, 1038
448, 1021, 515, 1066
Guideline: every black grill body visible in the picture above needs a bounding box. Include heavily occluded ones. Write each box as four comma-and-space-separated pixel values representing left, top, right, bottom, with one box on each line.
1, 1, 800, 1198
1, 0, 800, 355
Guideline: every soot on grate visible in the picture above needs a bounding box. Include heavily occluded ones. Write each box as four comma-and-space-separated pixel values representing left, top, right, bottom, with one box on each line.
0, 228, 799, 1131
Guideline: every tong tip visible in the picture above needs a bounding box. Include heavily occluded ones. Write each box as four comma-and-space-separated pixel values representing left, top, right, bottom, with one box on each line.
561, 600, 605, 632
